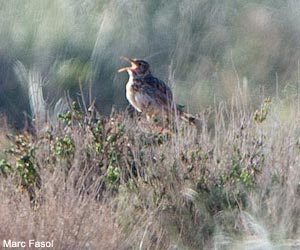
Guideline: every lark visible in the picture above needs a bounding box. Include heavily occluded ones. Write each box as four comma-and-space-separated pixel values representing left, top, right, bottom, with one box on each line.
118, 57, 201, 127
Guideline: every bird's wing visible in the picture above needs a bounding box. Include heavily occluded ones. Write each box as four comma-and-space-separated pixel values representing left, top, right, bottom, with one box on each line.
144, 75, 173, 99
140, 75, 173, 106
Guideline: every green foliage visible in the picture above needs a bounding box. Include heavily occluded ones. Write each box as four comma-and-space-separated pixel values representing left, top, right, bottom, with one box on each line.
0, 133, 40, 203
52, 135, 75, 158
57, 111, 72, 123
4, 134, 39, 184
254, 97, 271, 123
0, 158, 12, 176
15, 155, 37, 185
105, 165, 120, 184
55, 106, 131, 191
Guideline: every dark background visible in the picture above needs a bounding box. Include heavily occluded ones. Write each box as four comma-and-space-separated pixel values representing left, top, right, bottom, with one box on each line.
1, 0, 299, 128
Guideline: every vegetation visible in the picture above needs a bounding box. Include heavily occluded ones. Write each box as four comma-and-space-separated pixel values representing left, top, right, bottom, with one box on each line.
2, 1, 300, 128
1, 94, 300, 249
1, 1, 300, 249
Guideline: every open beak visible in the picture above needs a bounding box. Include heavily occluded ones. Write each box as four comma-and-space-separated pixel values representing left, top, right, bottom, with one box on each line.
118, 56, 138, 72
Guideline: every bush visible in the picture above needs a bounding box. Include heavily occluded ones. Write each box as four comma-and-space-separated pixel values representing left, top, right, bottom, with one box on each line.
1, 98, 300, 249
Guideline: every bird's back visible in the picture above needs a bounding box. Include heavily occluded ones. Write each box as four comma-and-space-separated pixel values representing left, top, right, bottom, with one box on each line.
126, 73, 174, 117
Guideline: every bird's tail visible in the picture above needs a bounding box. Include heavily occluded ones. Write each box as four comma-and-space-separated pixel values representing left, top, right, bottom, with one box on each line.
180, 112, 203, 128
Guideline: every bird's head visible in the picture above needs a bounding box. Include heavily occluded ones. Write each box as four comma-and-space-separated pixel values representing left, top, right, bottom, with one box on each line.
118, 57, 150, 76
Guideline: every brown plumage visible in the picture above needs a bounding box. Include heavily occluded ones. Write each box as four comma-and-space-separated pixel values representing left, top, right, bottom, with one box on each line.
118, 57, 202, 127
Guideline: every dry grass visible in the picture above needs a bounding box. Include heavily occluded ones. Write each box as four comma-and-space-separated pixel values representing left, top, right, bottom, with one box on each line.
1, 98, 300, 250
2, 1, 300, 249
0, 171, 121, 250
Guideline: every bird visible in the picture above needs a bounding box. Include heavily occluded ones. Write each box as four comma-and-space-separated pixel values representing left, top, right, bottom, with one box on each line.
118, 57, 202, 127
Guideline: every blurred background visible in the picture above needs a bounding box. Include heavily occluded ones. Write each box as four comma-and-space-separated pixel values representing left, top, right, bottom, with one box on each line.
1, 0, 300, 128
